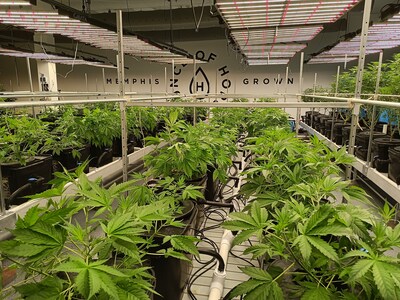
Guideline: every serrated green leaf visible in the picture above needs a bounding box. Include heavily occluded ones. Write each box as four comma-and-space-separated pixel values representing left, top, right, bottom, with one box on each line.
240, 266, 272, 281
223, 220, 258, 231
301, 285, 332, 300
373, 262, 396, 300
75, 269, 90, 299
243, 244, 272, 259
12, 228, 60, 246
163, 249, 191, 261
30, 221, 65, 245
169, 235, 200, 257
229, 212, 258, 227
88, 268, 102, 299
293, 235, 312, 262
0, 240, 49, 257
342, 250, 371, 260
308, 224, 353, 237
92, 265, 130, 277
348, 259, 374, 282
225, 279, 265, 299
14, 276, 64, 300
232, 229, 261, 246
305, 205, 331, 233
306, 236, 339, 262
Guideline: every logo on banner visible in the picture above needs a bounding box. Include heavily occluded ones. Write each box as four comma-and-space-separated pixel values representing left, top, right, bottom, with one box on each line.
189, 67, 210, 94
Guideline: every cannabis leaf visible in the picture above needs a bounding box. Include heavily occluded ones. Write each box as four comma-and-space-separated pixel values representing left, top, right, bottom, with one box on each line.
223, 201, 270, 245
55, 257, 129, 299
224, 266, 284, 300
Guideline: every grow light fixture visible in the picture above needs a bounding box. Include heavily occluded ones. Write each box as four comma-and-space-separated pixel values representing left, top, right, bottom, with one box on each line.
0, 6, 200, 65
216, 0, 361, 65
308, 13, 400, 64
0, 0, 32, 6
0, 47, 116, 68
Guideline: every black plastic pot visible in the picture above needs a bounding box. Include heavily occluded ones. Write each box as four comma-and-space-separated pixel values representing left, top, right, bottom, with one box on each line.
148, 201, 198, 300
372, 138, 400, 172
342, 126, 366, 146
89, 145, 113, 167
112, 137, 136, 157
315, 114, 328, 132
389, 146, 400, 184
304, 111, 317, 125
355, 131, 387, 161
311, 113, 322, 129
52, 144, 90, 173
204, 166, 219, 202
1, 155, 53, 208
332, 120, 346, 145
324, 119, 333, 137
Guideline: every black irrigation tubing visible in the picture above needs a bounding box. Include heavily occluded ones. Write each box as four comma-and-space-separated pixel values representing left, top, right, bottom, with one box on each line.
187, 259, 217, 300
229, 249, 257, 268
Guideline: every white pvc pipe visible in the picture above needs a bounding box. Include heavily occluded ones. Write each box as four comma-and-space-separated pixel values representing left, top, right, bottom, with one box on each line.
208, 230, 235, 300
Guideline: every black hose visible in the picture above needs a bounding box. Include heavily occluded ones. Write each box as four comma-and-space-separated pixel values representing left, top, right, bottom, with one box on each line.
197, 247, 225, 272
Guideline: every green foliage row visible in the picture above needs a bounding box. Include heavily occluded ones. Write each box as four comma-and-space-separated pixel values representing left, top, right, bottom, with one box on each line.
0, 163, 204, 299
223, 128, 400, 299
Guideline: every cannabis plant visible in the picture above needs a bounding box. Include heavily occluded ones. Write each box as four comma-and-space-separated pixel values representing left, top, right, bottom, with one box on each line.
223, 198, 400, 300
145, 111, 236, 183
0, 166, 200, 299
0, 115, 52, 165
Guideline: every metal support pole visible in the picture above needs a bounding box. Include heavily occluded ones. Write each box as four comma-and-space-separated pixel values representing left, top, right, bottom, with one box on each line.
0, 163, 5, 215
26, 57, 33, 93
172, 59, 175, 93
284, 66, 289, 103
102, 68, 106, 93
26, 57, 35, 117
335, 66, 340, 97
164, 67, 167, 94
193, 57, 197, 125
117, 10, 128, 182
366, 51, 384, 167
310, 74, 317, 128
346, 0, 373, 180
295, 52, 304, 136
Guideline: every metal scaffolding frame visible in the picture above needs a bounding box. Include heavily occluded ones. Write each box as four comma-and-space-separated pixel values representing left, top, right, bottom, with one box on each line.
2, 1, 400, 229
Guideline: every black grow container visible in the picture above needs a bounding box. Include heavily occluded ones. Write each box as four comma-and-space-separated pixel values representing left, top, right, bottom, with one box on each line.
355, 131, 387, 161
89, 145, 113, 168
148, 201, 199, 300
1, 155, 53, 208
389, 146, 400, 184
372, 138, 400, 172
52, 144, 90, 173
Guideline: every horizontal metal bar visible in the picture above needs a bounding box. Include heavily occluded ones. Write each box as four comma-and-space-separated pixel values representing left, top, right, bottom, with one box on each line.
0, 98, 125, 108
0, 91, 119, 98
288, 93, 400, 109
127, 101, 350, 108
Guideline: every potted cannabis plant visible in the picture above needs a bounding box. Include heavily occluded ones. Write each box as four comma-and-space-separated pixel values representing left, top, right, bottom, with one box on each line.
222, 127, 400, 299
80, 106, 121, 167
0, 166, 200, 299
0, 115, 53, 207
39, 107, 90, 173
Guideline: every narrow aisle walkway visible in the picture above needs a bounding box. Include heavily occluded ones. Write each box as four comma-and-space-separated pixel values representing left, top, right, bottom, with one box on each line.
182, 208, 257, 300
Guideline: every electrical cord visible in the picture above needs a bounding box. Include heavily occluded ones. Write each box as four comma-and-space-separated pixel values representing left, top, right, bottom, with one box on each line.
228, 249, 256, 268
191, 0, 206, 32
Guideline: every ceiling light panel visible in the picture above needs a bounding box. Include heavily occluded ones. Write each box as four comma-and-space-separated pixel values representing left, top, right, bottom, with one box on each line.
0, 9, 195, 64
216, 0, 360, 65
0, 47, 116, 67
0, 0, 31, 6
309, 14, 400, 64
